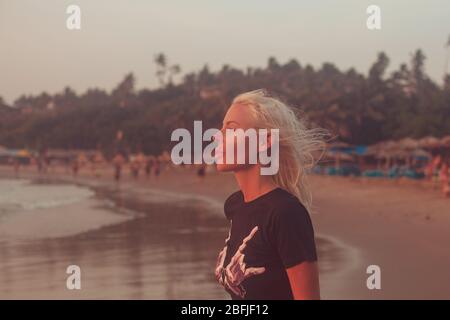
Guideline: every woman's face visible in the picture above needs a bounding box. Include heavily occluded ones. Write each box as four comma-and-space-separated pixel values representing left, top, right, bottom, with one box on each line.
215, 103, 257, 172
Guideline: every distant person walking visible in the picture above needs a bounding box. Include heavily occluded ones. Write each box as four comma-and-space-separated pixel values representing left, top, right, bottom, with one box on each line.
112, 153, 126, 182
10, 157, 20, 178
197, 164, 206, 180
112, 130, 129, 182
71, 156, 79, 177
145, 158, 154, 179
91, 149, 105, 178
153, 159, 161, 178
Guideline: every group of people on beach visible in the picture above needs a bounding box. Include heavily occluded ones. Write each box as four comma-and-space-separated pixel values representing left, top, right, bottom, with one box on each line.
6, 148, 165, 183
111, 152, 161, 182
65, 150, 164, 182
5, 147, 450, 198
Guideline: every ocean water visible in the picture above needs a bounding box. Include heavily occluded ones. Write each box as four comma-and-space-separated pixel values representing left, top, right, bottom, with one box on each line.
0, 178, 350, 299
0, 178, 94, 220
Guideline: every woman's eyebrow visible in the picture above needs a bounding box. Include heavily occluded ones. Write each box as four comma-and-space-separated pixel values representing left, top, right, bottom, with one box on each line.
223, 120, 240, 126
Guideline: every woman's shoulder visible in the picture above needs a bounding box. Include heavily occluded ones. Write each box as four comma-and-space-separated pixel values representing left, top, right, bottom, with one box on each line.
268, 188, 310, 220
266, 190, 315, 244
224, 190, 243, 220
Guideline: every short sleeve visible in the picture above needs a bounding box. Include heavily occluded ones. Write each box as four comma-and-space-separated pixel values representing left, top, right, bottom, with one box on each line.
270, 201, 318, 269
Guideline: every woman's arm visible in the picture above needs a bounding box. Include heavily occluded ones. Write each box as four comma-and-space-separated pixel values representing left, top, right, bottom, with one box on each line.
286, 261, 320, 300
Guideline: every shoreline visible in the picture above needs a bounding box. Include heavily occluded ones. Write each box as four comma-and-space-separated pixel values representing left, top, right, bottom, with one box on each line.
1, 165, 450, 299
0, 169, 232, 299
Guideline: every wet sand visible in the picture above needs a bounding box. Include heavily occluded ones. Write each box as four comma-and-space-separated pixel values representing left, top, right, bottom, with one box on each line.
1, 164, 450, 299
0, 192, 230, 299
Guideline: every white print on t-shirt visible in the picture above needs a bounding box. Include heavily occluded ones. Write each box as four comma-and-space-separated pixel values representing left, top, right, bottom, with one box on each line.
215, 225, 266, 298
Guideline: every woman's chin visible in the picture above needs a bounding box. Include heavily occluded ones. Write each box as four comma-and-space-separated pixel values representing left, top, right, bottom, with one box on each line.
216, 163, 250, 172
215, 163, 232, 172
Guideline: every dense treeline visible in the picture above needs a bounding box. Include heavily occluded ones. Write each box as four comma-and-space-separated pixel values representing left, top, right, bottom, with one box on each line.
1, 50, 449, 156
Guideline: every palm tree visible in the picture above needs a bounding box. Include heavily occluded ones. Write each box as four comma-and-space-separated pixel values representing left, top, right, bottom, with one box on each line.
154, 53, 181, 87
112, 73, 135, 107
154, 53, 167, 86
444, 35, 450, 80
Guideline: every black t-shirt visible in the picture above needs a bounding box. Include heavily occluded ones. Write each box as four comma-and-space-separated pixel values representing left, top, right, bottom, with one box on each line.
215, 187, 318, 300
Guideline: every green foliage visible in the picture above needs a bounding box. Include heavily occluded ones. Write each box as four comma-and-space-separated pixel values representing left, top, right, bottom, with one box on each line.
0, 50, 449, 154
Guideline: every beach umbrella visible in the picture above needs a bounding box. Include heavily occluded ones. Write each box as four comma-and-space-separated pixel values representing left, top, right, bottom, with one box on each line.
365, 141, 382, 158
375, 145, 408, 160
397, 137, 420, 150
375, 150, 388, 159
375, 149, 400, 159
324, 150, 353, 161
440, 135, 450, 147
418, 136, 440, 149
369, 140, 399, 159
365, 145, 378, 156
411, 148, 431, 160
366, 140, 389, 156
386, 149, 409, 159
383, 140, 400, 151
327, 141, 355, 156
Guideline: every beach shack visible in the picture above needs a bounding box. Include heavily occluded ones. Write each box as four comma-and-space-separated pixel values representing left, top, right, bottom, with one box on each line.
0, 147, 33, 165
322, 142, 364, 176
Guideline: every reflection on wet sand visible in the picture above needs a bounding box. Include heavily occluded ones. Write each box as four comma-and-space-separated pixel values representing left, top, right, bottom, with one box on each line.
0, 182, 346, 299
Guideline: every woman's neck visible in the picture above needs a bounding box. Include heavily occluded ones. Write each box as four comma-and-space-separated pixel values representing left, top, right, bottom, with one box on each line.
234, 165, 278, 203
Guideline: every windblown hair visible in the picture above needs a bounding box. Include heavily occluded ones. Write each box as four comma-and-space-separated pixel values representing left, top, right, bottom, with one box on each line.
232, 89, 329, 214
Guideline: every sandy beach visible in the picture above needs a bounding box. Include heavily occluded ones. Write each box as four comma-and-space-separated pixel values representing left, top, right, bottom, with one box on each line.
0, 164, 449, 299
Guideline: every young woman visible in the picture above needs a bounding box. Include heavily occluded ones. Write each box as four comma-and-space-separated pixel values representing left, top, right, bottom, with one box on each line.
214, 89, 326, 300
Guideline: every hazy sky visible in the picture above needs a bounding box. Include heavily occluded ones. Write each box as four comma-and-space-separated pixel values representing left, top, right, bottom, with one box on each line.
1, 0, 450, 104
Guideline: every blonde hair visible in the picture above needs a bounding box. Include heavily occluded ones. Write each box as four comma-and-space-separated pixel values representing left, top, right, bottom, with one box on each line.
232, 89, 329, 214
